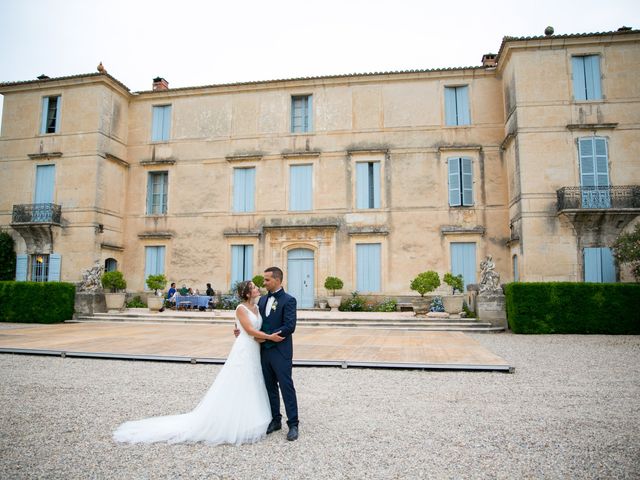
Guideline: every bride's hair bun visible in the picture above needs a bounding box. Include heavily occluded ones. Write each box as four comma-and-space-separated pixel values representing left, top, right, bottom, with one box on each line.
236, 281, 253, 300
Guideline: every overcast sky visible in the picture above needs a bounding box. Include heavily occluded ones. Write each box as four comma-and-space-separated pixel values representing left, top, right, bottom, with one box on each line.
0, 0, 639, 119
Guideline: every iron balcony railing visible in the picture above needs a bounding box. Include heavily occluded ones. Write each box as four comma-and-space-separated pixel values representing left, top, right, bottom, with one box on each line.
12, 203, 62, 224
557, 186, 640, 211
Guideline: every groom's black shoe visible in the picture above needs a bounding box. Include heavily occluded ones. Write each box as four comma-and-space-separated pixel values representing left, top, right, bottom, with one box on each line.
286, 425, 299, 441
266, 419, 282, 434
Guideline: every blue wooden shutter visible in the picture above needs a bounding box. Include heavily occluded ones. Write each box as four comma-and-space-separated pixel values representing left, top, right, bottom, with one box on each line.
601, 248, 616, 282
584, 55, 602, 100
448, 158, 461, 206
306, 95, 312, 132
372, 162, 381, 208
444, 87, 457, 125
145, 247, 156, 281
146, 172, 154, 214
54, 96, 61, 133
356, 243, 381, 292
356, 162, 368, 208
231, 245, 252, 284
35, 164, 55, 204
162, 105, 172, 141
461, 157, 473, 206
572, 56, 587, 101
584, 248, 602, 282
290, 164, 312, 211
16, 254, 28, 281
151, 106, 163, 141
233, 169, 244, 212
456, 86, 470, 125
512, 255, 519, 282
243, 245, 253, 280
49, 253, 61, 281
244, 168, 255, 212
450, 242, 476, 291
156, 246, 165, 275
40, 97, 49, 134
594, 138, 609, 187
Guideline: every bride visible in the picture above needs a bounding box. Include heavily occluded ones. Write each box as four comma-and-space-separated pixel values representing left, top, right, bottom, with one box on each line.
113, 281, 284, 445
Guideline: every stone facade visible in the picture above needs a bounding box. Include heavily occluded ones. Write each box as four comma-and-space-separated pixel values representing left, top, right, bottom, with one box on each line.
1, 29, 639, 303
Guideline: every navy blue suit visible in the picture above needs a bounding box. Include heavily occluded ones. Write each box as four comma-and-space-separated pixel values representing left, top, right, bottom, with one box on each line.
258, 288, 299, 428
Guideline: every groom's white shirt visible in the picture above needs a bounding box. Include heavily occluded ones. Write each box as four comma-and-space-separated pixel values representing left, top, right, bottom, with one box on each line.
265, 288, 282, 317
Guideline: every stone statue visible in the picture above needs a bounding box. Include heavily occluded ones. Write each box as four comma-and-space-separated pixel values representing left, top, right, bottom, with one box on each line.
479, 255, 501, 294
78, 261, 104, 292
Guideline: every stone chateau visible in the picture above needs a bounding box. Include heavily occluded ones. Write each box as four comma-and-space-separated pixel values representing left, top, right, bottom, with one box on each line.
1, 27, 639, 306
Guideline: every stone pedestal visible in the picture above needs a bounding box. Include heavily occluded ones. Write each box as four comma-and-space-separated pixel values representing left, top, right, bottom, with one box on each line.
74, 292, 107, 315
476, 293, 507, 329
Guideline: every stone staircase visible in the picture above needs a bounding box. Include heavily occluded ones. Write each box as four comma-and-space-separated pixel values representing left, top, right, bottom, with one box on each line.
73, 309, 504, 332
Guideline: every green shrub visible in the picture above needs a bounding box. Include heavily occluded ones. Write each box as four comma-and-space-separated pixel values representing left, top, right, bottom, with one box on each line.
443, 273, 464, 294
374, 298, 398, 312
410, 271, 440, 297
324, 276, 344, 296
0, 281, 75, 323
126, 296, 147, 308
505, 282, 640, 334
252, 275, 265, 288
146, 274, 167, 294
339, 291, 368, 311
0, 232, 16, 281
214, 294, 240, 310
101, 271, 126, 292
462, 300, 476, 318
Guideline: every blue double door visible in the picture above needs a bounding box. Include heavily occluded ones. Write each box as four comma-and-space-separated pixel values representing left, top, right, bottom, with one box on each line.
287, 249, 315, 308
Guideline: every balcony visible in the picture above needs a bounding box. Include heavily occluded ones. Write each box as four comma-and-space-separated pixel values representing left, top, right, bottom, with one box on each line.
556, 186, 640, 246
11, 204, 62, 254
11, 203, 62, 225
557, 186, 640, 211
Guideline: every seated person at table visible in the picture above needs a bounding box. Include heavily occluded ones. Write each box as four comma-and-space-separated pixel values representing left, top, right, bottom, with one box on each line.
206, 283, 214, 296
166, 282, 177, 307
179, 285, 189, 296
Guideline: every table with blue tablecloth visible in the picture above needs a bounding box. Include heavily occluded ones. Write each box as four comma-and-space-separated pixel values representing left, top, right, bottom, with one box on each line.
174, 295, 212, 309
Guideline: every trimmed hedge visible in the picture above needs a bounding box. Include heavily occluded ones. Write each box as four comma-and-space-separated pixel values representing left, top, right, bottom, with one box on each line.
505, 282, 640, 334
0, 281, 76, 323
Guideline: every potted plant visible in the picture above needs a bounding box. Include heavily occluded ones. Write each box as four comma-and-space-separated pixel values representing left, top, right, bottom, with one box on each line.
442, 273, 465, 314
409, 270, 440, 315
252, 275, 266, 295
324, 276, 344, 310
146, 273, 168, 312
101, 270, 127, 312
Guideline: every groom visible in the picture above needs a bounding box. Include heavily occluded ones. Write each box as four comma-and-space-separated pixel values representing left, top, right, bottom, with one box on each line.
258, 266, 299, 441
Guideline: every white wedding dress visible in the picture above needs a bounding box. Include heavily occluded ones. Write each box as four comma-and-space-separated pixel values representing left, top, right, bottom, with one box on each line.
113, 305, 271, 445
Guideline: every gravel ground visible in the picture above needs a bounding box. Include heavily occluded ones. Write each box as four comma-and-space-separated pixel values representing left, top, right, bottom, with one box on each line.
1, 333, 639, 479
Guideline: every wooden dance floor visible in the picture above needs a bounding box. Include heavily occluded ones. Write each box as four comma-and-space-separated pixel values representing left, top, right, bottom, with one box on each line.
0, 322, 513, 372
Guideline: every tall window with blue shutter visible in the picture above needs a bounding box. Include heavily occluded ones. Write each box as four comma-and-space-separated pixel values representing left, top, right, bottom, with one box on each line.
448, 157, 473, 206
40, 96, 61, 134
231, 245, 253, 286
356, 162, 380, 209
584, 247, 615, 282
144, 246, 165, 282
233, 168, 256, 212
146, 171, 168, 214
290, 164, 313, 211
151, 105, 172, 142
572, 55, 602, 101
578, 137, 610, 208
444, 86, 470, 126
356, 243, 381, 292
291, 95, 312, 133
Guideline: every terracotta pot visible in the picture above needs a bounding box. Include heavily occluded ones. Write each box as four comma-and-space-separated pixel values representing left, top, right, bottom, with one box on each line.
104, 292, 125, 312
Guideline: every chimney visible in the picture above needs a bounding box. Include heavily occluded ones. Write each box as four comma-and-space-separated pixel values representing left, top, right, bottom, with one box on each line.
153, 77, 169, 91
481, 53, 497, 68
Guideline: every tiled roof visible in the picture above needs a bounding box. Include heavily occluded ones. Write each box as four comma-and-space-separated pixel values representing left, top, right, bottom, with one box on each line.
0, 72, 130, 91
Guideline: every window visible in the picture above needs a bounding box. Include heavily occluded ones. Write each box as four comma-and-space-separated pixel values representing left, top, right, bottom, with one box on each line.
512, 255, 519, 282
151, 105, 172, 141
356, 243, 381, 292
291, 95, 312, 133
145, 246, 165, 282
146, 171, 168, 214
444, 86, 470, 126
584, 247, 615, 282
21, 253, 61, 282
579, 137, 610, 208
356, 162, 380, 209
448, 157, 473, 206
40, 96, 61, 134
572, 55, 602, 101
231, 245, 253, 286
31, 254, 49, 282
233, 168, 255, 212
105, 258, 118, 272
289, 164, 313, 211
